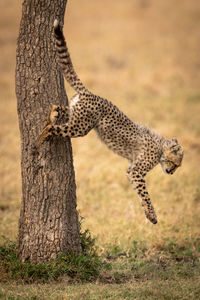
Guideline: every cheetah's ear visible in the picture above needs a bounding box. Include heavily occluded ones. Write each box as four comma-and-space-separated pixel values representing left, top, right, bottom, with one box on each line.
170, 144, 180, 153
170, 144, 184, 157
172, 138, 178, 144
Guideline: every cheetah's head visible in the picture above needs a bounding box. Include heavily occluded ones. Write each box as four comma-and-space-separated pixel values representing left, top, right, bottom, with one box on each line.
160, 138, 183, 175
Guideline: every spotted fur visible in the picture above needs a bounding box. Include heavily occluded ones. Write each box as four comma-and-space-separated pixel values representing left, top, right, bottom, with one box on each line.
36, 20, 184, 224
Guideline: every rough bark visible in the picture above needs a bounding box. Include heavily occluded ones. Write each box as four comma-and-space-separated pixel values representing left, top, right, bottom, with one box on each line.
15, 0, 81, 263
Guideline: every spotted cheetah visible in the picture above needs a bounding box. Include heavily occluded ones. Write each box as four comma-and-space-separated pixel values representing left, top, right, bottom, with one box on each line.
36, 20, 184, 224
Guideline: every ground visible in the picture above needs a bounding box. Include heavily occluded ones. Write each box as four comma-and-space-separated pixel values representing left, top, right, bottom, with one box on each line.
0, 0, 200, 299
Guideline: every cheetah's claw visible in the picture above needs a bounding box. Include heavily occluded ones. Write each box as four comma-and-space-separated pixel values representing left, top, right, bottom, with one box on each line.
35, 124, 53, 150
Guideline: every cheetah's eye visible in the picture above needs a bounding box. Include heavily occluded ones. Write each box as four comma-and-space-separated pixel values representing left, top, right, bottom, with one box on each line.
172, 149, 178, 155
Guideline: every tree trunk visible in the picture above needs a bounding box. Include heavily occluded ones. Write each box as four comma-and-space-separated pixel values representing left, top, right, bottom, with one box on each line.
15, 0, 81, 263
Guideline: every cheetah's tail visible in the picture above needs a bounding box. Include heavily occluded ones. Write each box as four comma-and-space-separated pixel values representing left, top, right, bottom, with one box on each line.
53, 19, 89, 94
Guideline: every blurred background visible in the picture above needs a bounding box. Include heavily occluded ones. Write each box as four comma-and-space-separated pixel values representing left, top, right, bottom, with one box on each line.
0, 0, 200, 251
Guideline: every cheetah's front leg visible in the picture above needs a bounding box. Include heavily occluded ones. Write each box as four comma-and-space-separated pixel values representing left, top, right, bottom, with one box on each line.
127, 165, 157, 224
36, 120, 93, 150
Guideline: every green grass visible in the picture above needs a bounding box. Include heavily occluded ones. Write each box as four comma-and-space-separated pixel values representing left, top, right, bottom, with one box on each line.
0, 225, 109, 284
0, 236, 199, 299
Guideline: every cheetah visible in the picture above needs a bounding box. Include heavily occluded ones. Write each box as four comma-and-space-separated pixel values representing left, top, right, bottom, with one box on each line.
36, 20, 184, 225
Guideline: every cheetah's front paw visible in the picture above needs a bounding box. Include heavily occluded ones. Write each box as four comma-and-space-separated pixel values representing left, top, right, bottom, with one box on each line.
146, 212, 157, 224
143, 204, 158, 224
49, 105, 60, 124
35, 124, 53, 150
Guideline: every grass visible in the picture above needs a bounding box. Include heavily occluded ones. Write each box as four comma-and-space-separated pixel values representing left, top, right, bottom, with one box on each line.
0, 237, 199, 299
0, 227, 107, 284
0, 0, 200, 298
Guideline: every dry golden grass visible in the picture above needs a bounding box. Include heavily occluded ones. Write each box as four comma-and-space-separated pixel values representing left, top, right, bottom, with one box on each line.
65, 0, 200, 249
0, 0, 200, 254
0, 0, 200, 298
